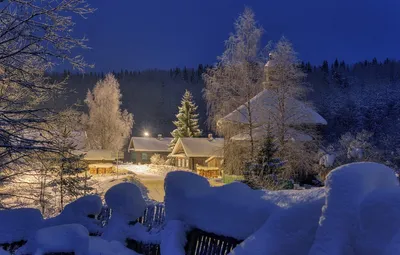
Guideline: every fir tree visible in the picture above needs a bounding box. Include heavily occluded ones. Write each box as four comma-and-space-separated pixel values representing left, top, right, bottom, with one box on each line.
183, 66, 189, 82
254, 128, 282, 179
334, 58, 339, 69
169, 90, 202, 149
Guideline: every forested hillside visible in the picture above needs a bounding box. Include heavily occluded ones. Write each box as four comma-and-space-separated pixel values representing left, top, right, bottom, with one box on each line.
53, 58, 400, 153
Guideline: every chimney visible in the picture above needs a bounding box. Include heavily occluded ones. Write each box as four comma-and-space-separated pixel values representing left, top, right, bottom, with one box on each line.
157, 134, 163, 140
208, 133, 213, 141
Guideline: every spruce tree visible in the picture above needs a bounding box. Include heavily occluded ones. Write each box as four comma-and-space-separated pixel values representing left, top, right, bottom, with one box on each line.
169, 90, 202, 149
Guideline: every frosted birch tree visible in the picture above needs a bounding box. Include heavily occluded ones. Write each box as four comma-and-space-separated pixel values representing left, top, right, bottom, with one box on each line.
264, 37, 308, 151
83, 73, 133, 151
203, 7, 264, 159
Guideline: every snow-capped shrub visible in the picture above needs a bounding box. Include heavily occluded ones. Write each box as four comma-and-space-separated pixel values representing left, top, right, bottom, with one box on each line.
309, 162, 398, 255
0, 208, 43, 244
150, 154, 166, 165
319, 153, 336, 168
63, 195, 103, 217
105, 183, 146, 220
43, 195, 103, 234
17, 224, 89, 255
355, 188, 400, 255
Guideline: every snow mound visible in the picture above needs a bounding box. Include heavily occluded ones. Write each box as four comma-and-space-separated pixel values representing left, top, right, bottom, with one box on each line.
309, 162, 398, 255
0, 208, 43, 244
89, 237, 139, 255
355, 188, 400, 255
165, 172, 278, 240
384, 229, 400, 255
19, 224, 90, 255
230, 198, 325, 255
165, 171, 210, 221
63, 195, 103, 217
262, 188, 325, 208
0, 248, 9, 255
43, 195, 103, 234
105, 182, 146, 220
160, 220, 189, 255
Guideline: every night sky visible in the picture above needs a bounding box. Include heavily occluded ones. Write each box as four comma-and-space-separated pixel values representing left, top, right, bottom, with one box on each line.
74, 0, 400, 71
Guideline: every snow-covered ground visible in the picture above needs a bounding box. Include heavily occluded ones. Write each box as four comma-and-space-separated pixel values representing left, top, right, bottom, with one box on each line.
0, 162, 399, 254
119, 164, 190, 178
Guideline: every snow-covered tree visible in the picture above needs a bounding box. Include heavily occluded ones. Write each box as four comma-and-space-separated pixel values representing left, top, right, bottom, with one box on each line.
203, 7, 264, 158
83, 74, 133, 151
170, 90, 202, 149
264, 36, 308, 150
0, 0, 94, 195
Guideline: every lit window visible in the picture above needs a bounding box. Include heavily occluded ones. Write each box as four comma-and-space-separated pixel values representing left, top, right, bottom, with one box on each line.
185, 159, 189, 168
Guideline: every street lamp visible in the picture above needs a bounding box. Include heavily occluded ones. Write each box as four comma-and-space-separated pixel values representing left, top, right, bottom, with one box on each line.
143, 131, 150, 137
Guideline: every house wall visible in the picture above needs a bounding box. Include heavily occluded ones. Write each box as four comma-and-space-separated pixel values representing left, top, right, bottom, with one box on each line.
129, 151, 169, 164
192, 157, 209, 171
207, 157, 223, 168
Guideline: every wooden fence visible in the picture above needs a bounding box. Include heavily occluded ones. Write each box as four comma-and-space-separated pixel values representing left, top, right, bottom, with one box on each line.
185, 228, 242, 255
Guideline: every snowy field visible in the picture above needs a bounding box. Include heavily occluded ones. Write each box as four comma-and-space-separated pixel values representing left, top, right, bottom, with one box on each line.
119, 164, 191, 177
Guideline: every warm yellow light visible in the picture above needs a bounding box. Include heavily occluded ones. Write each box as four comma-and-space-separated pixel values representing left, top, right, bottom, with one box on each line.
143, 131, 149, 137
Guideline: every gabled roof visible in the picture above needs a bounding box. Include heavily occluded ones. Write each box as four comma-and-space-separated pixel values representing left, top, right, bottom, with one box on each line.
171, 138, 224, 158
219, 89, 327, 126
128, 137, 173, 152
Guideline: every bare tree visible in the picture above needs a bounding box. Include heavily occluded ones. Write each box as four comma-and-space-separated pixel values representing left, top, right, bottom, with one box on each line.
83, 73, 133, 151
0, 1, 94, 192
203, 7, 264, 159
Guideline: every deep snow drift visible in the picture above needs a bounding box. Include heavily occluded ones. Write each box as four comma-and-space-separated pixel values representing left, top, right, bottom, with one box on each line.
0, 208, 43, 244
165, 171, 324, 240
309, 162, 399, 255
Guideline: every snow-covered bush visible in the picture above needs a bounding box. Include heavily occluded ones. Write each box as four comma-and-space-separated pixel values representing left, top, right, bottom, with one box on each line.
355, 188, 400, 255
150, 154, 166, 165
102, 183, 160, 245
17, 224, 89, 255
0, 208, 43, 245
104, 183, 146, 220
309, 162, 398, 255
43, 195, 103, 234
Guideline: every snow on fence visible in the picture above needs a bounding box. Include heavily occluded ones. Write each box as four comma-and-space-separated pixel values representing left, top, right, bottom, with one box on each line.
185, 228, 242, 255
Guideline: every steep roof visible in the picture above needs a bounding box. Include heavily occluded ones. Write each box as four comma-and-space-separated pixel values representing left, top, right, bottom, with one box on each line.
219, 89, 327, 126
128, 137, 173, 152
171, 138, 224, 158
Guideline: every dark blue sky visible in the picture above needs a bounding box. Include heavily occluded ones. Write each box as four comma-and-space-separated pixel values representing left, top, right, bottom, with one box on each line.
74, 0, 400, 71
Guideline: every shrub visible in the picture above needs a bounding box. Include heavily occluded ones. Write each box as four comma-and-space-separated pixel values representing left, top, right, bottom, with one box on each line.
150, 154, 166, 165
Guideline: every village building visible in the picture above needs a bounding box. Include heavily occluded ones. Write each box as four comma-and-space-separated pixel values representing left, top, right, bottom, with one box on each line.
127, 135, 172, 164
169, 135, 224, 174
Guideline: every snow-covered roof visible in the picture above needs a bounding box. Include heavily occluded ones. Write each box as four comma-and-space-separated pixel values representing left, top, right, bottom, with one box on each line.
219, 89, 327, 126
128, 137, 173, 152
171, 138, 224, 158
83, 150, 116, 161
230, 126, 313, 142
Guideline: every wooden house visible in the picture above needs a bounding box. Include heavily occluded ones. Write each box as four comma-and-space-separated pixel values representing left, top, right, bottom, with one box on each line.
169, 135, 224, 177
127, 135, 172, 164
